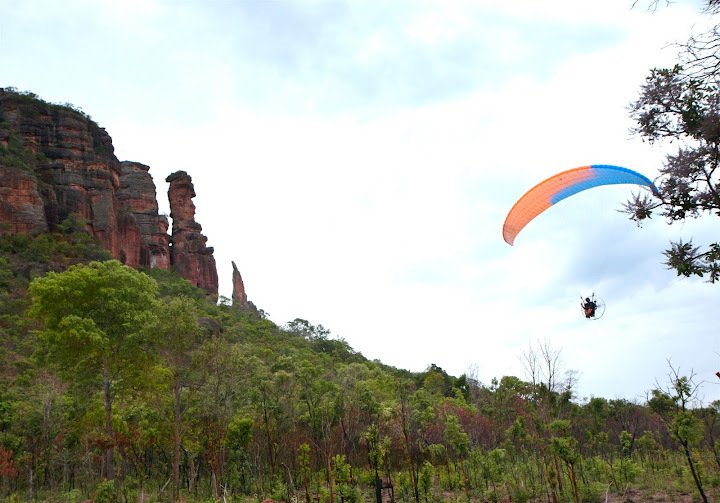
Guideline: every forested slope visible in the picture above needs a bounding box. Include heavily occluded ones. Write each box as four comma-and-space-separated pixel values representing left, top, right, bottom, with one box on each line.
0, 232, 718, 503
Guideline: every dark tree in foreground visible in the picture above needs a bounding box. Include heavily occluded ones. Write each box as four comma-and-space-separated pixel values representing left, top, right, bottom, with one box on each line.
625, 67, 720, 281
625, 0, 720, 283
625, 1, 720, 281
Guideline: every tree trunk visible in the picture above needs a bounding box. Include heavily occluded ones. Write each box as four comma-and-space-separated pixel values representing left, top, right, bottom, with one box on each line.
461, 461, 469, 502
43, 392, 52, 487
399, 397, 419, 502
566, 462, 580, 503
211, 468, 219, 501
374, 466, 382, 503
682, 440, 709, 503
709, 430, 720, 470
282, 462, 296, 502
103, 365, 115, 480
303, 464, 311, 503
552, 453, 563, 494
262, 394, 275, 479
544, 459, 558, 503
173, 376, 181, 502
188, 455, 197, 494
326, 454, 335, 503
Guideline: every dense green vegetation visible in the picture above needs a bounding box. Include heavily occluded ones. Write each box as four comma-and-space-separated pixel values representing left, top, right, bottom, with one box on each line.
0, 232, 718, 503
0, 87, 96, 123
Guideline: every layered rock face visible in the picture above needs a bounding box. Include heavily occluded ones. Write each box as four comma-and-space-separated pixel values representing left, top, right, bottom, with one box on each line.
0, 90, 122, 255
166, 171, 218, 295
0, 90, 221, 297
117, 161, 170, 269
0, 166, 48, 235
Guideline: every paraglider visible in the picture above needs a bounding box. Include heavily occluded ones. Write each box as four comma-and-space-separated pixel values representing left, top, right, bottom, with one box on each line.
502, 164, 659, 246
502, 164, 658, 321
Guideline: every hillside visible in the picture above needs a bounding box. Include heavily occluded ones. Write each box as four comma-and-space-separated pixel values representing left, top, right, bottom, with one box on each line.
0, 91, 718, 503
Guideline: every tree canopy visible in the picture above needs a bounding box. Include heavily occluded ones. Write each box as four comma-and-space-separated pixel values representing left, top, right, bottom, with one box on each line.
0, 228, 718, 503
28, 259, 160, 480
624, 2, 720, 282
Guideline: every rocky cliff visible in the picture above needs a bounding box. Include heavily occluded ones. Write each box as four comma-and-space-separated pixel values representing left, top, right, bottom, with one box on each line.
0, 89, 121, 255
117, 161, 171, 270
166, 171, 218, 295
0, 166, 48, 235
0, 89, 221, 296
231, 260, 248, 307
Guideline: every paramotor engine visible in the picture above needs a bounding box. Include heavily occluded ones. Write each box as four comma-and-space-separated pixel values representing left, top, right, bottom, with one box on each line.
581, 293, 605, 320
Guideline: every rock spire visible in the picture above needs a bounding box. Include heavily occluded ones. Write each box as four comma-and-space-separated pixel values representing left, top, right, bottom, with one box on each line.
166, 170, 218, 295
231, 261, 248, 307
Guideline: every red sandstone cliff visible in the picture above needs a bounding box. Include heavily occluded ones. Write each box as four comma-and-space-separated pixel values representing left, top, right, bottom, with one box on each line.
117, 161, 171, 269
166, 171, 219, 295
0, 90, 121, 256
0, 166, 48, 235
0, 89, 220, 296
231, 261, 248, 307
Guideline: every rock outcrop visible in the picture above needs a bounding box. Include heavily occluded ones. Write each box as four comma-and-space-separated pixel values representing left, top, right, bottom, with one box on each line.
166, 171, 218, 295
0, 89, 222, 297
0, 89, 122, 256
231, 261, 248, 307
117, 161, 170, 269
0, 166, 48, 235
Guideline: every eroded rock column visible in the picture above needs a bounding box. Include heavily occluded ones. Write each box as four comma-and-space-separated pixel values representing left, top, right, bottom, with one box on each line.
117, 161, 170, 269
166, 170, 218, 296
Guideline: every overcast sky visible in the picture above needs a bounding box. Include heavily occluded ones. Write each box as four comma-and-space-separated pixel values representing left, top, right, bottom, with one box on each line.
2, 0, 718, 404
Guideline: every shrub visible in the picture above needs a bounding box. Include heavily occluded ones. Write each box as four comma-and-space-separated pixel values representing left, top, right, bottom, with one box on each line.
64, 488, 83, 503
93, 479, 115, 503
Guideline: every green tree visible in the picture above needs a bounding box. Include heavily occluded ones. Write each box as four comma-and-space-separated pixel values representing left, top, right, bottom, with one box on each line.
396, 380, 422, 503
418, 460, 433, 503
365, 423, 390, 503
297, 362, 342, 503
225, 416, 253, 494
549, 420, 580, 503
285, 318, 330, 340
648, 366, 708, 503
191, 336, 247, 499
700, 400, 720, 470
28, 260, 159, 481
8, 369, 69, 494
332, 454, 356, 503
156, 296, 201, 501
248, 358, 281, 485
298, 443, 312, 503
443, 414, 470, 496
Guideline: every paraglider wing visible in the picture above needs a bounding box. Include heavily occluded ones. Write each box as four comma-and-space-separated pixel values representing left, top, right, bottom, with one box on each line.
502, 164, 658, 245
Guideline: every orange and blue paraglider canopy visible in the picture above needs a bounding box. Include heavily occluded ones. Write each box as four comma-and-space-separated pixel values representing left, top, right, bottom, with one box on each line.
502, 164, 658, 245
